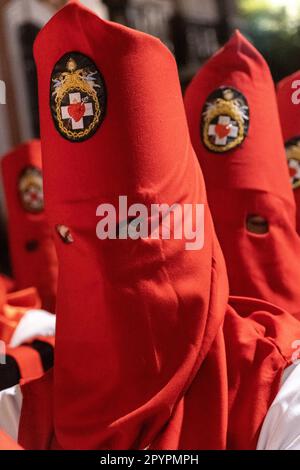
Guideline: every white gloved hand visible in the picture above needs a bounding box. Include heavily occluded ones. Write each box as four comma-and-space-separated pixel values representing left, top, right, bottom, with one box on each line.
9, 309, 56, 348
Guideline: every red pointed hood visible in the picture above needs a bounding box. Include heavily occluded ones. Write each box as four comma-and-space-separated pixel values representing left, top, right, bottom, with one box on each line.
33, 0, 229, 449
277, 70, 300, 142
1, 140, 58, 312
19, 4, 300, 451
277, 70, 300, 234
185, 30, 293, 198
184, 31, 300, 318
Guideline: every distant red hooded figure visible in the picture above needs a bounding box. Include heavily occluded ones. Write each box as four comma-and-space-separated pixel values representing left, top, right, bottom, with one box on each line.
18, 1, 300, 450
277, 71, 300, 235
1, 140, 58, 312
184, 31, 300, 320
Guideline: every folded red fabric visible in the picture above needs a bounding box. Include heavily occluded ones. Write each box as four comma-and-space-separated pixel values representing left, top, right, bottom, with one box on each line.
0, 287, 41, 343
1, 336, 55, 392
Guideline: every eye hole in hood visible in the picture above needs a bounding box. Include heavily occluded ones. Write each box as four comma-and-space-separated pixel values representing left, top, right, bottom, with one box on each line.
246, 214, 269, 235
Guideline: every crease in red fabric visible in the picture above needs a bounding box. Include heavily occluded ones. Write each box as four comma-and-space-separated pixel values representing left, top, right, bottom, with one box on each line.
184, 30, 300, 320
1, 140, 58, 312
18, 4, 300, 450
277, 71, 300, 235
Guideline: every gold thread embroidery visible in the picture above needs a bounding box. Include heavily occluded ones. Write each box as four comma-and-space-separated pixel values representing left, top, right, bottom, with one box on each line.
203, 100, 245, 152
286, 142, 300, 190
52, 57, 101, 141
202, 87, 249, 153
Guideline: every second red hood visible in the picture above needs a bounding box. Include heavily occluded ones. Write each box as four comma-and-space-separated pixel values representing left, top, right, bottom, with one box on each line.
184, 31, 300, 319
277, 70, 300, 235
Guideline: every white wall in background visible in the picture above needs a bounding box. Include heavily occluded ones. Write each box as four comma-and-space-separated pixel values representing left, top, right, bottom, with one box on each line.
0, 66, 10, 157
177, 0, 219, 21
3, 0, 53, 143
131, 0, 219, 21
0, 60, 10, 214
80, 0, 109, 18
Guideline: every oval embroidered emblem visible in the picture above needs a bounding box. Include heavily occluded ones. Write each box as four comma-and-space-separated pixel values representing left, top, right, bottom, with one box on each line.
18, 166, 44, 213
201, 86, 249, 153
50, 52, 106, 142
285, 137, 300, 190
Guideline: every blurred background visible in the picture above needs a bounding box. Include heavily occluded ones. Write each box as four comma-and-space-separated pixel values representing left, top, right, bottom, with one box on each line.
0, 0, 300, 274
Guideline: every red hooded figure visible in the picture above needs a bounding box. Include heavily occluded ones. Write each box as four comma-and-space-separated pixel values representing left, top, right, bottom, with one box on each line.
277, 71, 300, 235
184, 31, 300, 319
0, 286, 41, 343
18, 1, 300, 450
1, 140, 58, 312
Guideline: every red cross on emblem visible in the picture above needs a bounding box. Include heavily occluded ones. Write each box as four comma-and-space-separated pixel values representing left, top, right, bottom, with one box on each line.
23, 185, 43, 211
288, 158, 300, 189
208, 115, 239, 146
61, 92, 94, 130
